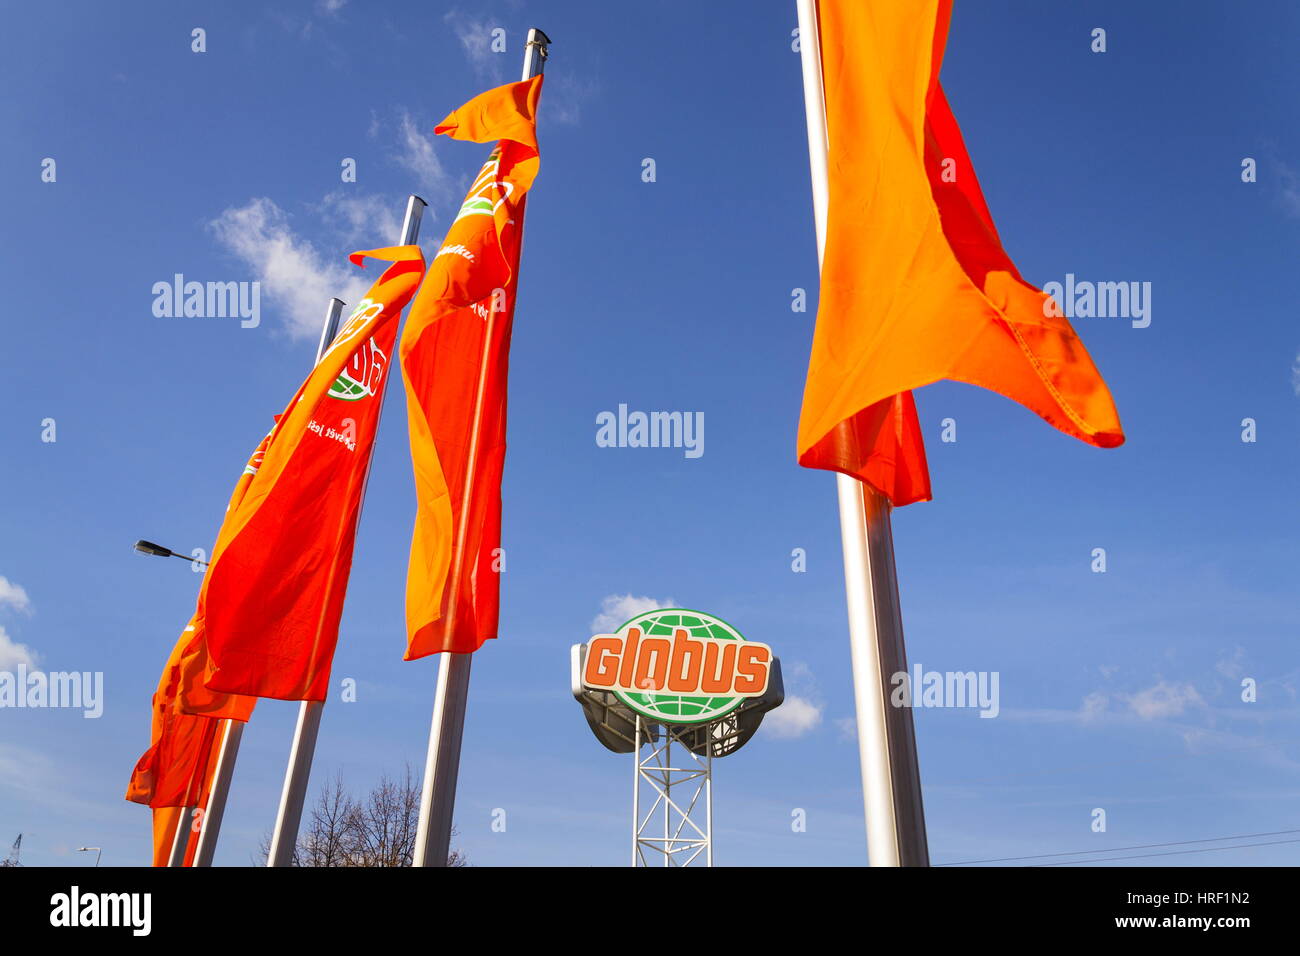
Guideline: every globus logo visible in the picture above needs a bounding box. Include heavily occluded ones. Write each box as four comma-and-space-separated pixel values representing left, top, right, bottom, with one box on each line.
453, 147, 514, 222
329, 337, 388, 401
582, 608, 772, 725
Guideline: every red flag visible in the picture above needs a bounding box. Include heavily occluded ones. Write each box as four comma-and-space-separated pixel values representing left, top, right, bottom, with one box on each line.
400, 76, 542, 659
195, 246, 425, 700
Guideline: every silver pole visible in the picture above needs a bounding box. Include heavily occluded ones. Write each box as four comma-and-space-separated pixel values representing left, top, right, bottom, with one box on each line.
795, 0, 929, 867
267, 198, 427, 868
185, 291, 349, 867
191, 718, 244, 866
663, 733, 670, 867
411, 27, 550, 869
166, 807, 195, 867
705, 749, 713, 866
632, 716, 641, 867
266, 295, 345, 868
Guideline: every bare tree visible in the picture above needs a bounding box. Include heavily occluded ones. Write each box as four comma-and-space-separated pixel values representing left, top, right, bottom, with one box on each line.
257, 766, 466, 867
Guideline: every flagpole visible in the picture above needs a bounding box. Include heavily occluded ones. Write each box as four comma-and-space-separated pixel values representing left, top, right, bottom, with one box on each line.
264, 195, 427, 865
265, 294, 347, 867
411, 27, 550, 869
192, 275, 345, 870
795, 0, 929, 867
191, 717, 243, 866
166, 806, 195, 866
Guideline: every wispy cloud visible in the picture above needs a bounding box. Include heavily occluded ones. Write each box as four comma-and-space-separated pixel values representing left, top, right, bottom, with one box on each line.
543, 70, 600, 127
1080, 690, 1109, 721
591, 594, 675, 633
765, 661, 823, 739
835, 716, 856, 742
1125, 680, 1204, 720
210, 198, 371, 340
1216, 646, 1248, 680
766, 695, 823, 739
393, 112, 456, 207
209, 108, 457, 338
316, 191, 402, 249
1291, 352, 1300, 396
443, 10, 507, 82
0, 576, 31, 615
0, 626, 37, 671
1279, 159, 1300, 218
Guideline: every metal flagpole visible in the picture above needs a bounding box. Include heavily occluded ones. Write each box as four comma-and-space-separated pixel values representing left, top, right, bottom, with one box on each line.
191, 719, 243, 866
795, 0, 929, 867
166, 806, 196, 866
411, 27, 550, 868
195, 295, 350, 868
267, 196, 427, 867
266, 294, 346, 866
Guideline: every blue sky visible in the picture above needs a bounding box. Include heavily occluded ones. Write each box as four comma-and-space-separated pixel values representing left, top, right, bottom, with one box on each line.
1, 0, 1298, 867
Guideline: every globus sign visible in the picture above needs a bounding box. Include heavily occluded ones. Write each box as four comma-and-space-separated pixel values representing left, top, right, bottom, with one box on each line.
329, 337, 388, 401
581, 608, 772, 725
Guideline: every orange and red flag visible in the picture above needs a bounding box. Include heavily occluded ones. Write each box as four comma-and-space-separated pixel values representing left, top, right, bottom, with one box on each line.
400, 75, 542, 659
798, 0, 1123, 505
127, 431, 267, 813
193, 246, 426, 701
128, 434, 266, 863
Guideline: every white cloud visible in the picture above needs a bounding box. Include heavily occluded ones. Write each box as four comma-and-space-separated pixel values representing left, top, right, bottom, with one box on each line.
394, 113, 456, 209
209, 105, 459, 339
316, 191, 402, 249
765, 694, 823, 739
444, 11, 506, 82
1126, 680, 1204, 720
544, 71, 599, 127
316, 0, 347, 14
1216, 646, 1247, 680
591, 594, 675, 634
834, 716, 856, 741
0, 626, 37, 671
1291, 352, 1300, 396
1280, 160, 1300, 218
1080, 690, 1109, 721
210, 198, 371, 340
0, 576, 31, 614
764, 660, 824, 739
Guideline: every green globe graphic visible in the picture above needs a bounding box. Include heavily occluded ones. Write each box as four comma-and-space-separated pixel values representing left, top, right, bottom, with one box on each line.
613, 609, 748, 725
328, 374, 368, 400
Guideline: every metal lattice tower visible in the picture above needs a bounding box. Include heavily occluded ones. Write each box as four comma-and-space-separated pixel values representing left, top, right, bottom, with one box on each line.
2, 834, 21, 867
632, 716, 712, 867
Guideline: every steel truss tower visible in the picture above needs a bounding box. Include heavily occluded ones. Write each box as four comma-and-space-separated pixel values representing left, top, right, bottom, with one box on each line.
632, 716, 713, 867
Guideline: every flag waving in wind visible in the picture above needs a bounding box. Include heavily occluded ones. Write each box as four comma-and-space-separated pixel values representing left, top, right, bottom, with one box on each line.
126, 431, 269, 832
400, 75, 542, 659
193, 246, 425, 701
798, 0, 1124, 505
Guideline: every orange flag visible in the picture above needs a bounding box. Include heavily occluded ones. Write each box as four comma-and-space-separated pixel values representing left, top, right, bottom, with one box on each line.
193, 246, 425, 700
799, 0, 1123, 505
400, 75, 542, 659
128, 435, 267, 863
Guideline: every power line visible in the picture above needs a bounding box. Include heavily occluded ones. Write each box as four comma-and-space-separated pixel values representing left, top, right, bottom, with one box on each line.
937, 827, 1300, 866
1032, 837, 1300, 866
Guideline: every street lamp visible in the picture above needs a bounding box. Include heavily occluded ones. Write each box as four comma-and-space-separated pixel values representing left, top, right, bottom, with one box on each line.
76, 846, 102, 867
133, 539, 208, 569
